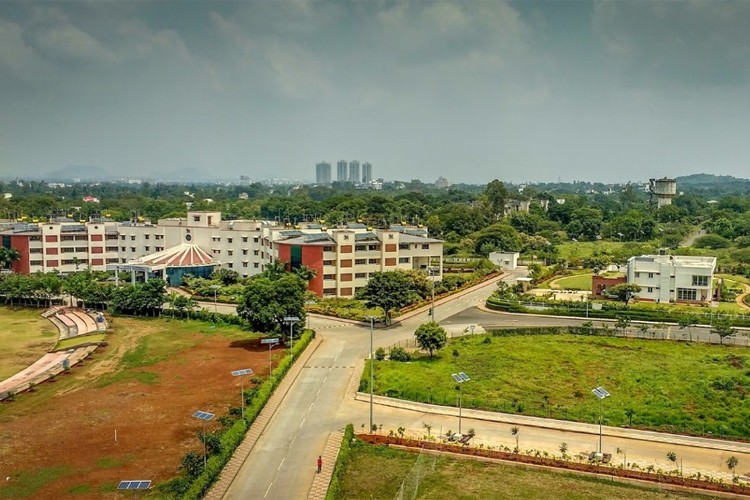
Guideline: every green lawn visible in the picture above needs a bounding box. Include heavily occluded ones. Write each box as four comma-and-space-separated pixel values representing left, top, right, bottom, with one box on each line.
368, 332, 750, 438
334, 439, 704, 499
55, 333, 107, 350
0, 307, 58, 380
550, 273, 593, 291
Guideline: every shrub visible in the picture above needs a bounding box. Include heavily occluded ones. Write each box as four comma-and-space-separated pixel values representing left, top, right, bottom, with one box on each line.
375, 347, 386, 361
389, 347, 412, 362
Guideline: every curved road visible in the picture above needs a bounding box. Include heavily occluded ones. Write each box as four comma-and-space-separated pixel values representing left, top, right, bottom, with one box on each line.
219, 276, 750, 498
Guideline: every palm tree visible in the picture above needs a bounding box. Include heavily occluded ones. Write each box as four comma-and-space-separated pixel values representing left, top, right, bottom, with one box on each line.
727, 456, 739, 479
262, 259, 288, 280
0, 247, 21, 270
510, 426, 519, 452
624, 408, 635, 427
293, 265, 317, 283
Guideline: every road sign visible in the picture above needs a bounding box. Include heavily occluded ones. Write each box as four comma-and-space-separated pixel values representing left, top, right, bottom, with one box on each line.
261, 338, 280, 345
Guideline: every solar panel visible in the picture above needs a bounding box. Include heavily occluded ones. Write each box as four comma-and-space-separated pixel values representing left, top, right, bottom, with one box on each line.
592, 387, 610, 399
283, 316, 300, 322
231, 368, 254, 376
451, 373, 463, 383
261, 338, 280, 344
117, 480, 151, 490
192, 410, 215, 421
598, 387, 610, 397
458, 372, 470, 382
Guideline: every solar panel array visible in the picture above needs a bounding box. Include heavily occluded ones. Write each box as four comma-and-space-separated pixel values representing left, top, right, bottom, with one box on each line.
354, 232, 378, 241
231, 368, 254, 376
592, 386, 610, 399
117, 480, 151, 490
192, 410, 215, 421
452, 372, 470, 383
304, 233, 333, 243
261, 338, 280, 344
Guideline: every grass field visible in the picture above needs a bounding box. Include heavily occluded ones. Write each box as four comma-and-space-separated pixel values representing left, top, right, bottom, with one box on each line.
369, 332, 750, 438
54, 333, 107, 350
550, 273, 593, 291
334, 440, 704, 499
0, 314, 269, 498
0, 307, 57, 380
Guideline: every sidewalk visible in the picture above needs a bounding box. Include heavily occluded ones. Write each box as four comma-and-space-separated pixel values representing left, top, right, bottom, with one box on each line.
307, 431, 344, 500
204, 335, 324, 500
355, 393, 750, 454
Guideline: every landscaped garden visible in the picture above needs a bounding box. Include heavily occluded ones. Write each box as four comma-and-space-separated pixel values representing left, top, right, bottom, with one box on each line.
365, 329, 750, 439
0, 314, 305, 499
330, 435, 705, 499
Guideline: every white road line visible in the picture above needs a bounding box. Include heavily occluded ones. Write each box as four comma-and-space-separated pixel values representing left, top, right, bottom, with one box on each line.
278, 458, 285, 471
291, 436, 296, 445
309, 402, 314, 411
316, 388, 321, 396
300, 417, 306, 428
264, 483, 273, 497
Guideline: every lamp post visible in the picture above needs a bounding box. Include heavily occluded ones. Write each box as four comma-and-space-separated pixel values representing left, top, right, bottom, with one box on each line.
428, 267, 437, 322
192, 411, 215, 470
261, 338, 280, 378
591, 386, 610, 455
451, 372, 470, 434
365, 315, 379, 432
209, 284, 221, 313
283, 316, 300, 361
231, 369, 253, 421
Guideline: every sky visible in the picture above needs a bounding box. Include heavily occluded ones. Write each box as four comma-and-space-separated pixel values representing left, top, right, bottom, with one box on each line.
1, 1, 749, 184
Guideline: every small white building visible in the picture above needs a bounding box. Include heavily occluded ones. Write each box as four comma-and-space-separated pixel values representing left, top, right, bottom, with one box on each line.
626, 254, 716, 303
489, 251, 519, 270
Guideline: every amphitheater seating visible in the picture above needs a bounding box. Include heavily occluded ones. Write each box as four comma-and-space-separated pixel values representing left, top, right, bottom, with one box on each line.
57, 314, 78, 336
66, 312, 87, 336
72, 310, 98, 334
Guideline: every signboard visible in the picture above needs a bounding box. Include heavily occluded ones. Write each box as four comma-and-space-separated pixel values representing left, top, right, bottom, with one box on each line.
261, 338, 280, 345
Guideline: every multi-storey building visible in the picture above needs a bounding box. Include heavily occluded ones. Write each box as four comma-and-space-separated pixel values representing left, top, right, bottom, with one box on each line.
315, 162, 331, 184
361, 162, 372, 183
626, 254, 716, 303
336, 160, 348, 182
348, 161, 360, 185
1, 212, 443, 297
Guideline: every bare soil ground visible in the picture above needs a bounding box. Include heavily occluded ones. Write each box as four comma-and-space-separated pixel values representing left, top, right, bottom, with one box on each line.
0, 317, 273, 499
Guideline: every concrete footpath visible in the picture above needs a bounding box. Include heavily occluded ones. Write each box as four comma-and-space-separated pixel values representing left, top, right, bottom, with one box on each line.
355, 393, 750, 454
307, 430, 344, 500
204, 335, 324, 500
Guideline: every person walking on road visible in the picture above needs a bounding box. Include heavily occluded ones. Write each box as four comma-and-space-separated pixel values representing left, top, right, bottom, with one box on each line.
317, 455, 323, 474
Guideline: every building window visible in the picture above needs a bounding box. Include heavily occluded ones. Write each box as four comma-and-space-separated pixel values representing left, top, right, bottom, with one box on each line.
323, 274, 336, 280
323, 260, 334, 266
30, 260, 43, 266
399, 257, 410, 263
242, 262, 248, 268
422, 244, 429, 249
323, 288, 336, 295
121, 246, 126, 252
399, 243, 409, 250
355, 245, 367, 251
228, 250, 234, 256
355, 272, 366, 278
228, 263, 233, 268
323, 246, 334, 252
144, 234, 150, 239
647, 287, 653, 293
677, 288, 697, 301
355, 259, 366, 265
121, 235, 126, 240
692, 275, 709, 287
144, 246, 150, 252
254, 262, 259, 268
193, 215, 201, 222
130, 247, 136, 252
242, 236, 248, 243
254, 249, 259, 255
368, 258, 380, 264
227, 238, 233, 244
368, 244, 380, 251
635, 272, 640, 278
212, 249, 220, 255
253, 237, 259, 243
648, 272, 654, 278
130, 235, 136, 241
242, 249, 248, 255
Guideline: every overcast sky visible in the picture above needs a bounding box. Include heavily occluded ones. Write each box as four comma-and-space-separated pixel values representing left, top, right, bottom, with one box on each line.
1, 1, 749, 184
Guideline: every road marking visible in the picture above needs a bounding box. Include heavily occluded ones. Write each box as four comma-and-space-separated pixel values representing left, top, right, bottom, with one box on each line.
264, 483, 273, 497
309, 402, 314, 411
316, 388, 321, 396
323, 376, 328, 382
300, 417, 306, 428
291, 436, 296, 445
278, 458, 285, 471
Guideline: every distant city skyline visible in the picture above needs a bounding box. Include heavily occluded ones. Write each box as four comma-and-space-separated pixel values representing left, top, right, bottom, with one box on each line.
1, 1, 749, 183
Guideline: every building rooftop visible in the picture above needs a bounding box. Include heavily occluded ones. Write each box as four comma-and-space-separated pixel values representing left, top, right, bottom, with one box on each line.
630, 254, 716, 269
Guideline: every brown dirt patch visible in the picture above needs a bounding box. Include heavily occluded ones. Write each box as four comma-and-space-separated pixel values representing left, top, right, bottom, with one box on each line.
0, 331, 272, 498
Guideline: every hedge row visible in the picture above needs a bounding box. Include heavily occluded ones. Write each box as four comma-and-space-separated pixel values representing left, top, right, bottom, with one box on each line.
486, 297, 750, 327
158, 329, 315, 499
325, 424, 355, 500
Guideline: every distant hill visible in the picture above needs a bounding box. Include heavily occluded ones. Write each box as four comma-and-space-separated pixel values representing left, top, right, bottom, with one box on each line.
675, 173, 750, 196
38, 165, 112, 182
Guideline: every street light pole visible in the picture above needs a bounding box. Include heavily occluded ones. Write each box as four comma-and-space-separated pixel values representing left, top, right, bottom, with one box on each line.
365, 315, 379, 432
451, 372, 470, 435
592, 386, 610, 455
231, 369, 253, 421
209, 284, 221, 313
429, 267, 436, 322
283, 316, 300, 362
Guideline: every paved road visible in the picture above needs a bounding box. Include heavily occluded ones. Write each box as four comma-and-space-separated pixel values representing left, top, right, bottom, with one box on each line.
222, 274, 750, 498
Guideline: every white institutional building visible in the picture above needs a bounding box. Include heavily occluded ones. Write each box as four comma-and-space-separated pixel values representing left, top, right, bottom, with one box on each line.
626, 254, 716, 303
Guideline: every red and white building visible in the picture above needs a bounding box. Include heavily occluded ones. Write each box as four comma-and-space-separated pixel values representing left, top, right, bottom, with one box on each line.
0, 212, 443, 297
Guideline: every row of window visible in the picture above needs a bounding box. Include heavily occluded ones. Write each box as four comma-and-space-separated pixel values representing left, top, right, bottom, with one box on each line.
120, 234, 165, 240
635, 272, 710, 287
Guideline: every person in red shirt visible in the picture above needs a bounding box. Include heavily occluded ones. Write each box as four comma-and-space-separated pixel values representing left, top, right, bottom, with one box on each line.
317, 455, 323, 473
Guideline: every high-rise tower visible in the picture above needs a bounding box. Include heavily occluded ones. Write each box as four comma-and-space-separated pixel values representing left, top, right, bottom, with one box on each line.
336, 160, 348, 182
348, 161, 360, 184
315, 162, 331, 184
361, 162, 372, 183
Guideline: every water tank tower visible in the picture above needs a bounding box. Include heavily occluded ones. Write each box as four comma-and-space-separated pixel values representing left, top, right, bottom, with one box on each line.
649, 178, 676, 208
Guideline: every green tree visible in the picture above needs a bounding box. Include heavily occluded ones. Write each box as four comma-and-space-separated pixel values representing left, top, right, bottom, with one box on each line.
292, 265, 317, 282
678, 315, 698, 342
0, 247, 21, 270
510, 426, 520, 452
237, 274, 306, 334
712, 317, 737, 345
727, 456, 739, 478
414, 322, 447, 358
615, 316, 631, 336
211, 268, 240, 285
608, 283, 641, 304
624, 408, 635, 427
357, 271, 416, 324
482, 179, 508, 220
